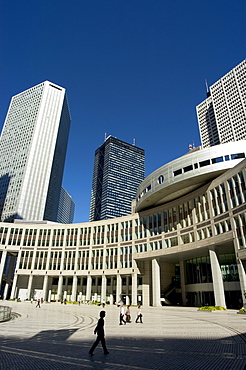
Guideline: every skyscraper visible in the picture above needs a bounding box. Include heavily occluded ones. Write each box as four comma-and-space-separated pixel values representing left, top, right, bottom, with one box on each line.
196, 59, 246, 148
57, 186, 75, 224
90, 136, 145, 221
0, 81, 71, 222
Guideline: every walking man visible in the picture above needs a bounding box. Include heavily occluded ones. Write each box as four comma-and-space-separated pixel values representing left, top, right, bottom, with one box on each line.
135, 305, 143, 323
89, 311, 109, 355
119, 305, 126, 325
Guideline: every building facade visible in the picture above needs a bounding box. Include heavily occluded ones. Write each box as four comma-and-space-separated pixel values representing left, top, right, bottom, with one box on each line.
196, 59, 246, 148
0, 141, 245, 309
57, 187, 75, 224
90, 136, 145, 221
0, 81, 71, 223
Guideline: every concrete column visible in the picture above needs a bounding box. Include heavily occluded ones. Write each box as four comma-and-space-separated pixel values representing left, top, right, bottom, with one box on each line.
57, 275, 63, 301
3, 254, 16, 299
131, 273, 138, 306
86, 275, 92, 301
109, 277, 114, 305
27, 274, 33, 300
63, 276, 68, 299
101, 275, 107, 303
209, 249, 226, 308
71, 275, 78, 302
152, 258, 161, 307
0, 250, 7, 283
7, 255, 16, 281
9, 250, 22, 300
179, 261, 186, 305
48, 290, 52, 302
10, 274, 18, 299
3, 283, 9, 299
116, 274, 122, 304
42, 275, 49, 302
142, 261, 150, 306
237, 259, 246, 308
125, 276, 130, 305
95, 276, 98, 302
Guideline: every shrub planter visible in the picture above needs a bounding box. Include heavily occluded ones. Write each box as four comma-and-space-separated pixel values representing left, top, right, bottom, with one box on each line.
237, 309, 246, 314
198, 306, 227, 312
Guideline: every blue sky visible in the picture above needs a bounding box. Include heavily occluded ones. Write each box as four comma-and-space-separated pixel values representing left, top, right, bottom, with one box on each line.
0, 0, 245, 223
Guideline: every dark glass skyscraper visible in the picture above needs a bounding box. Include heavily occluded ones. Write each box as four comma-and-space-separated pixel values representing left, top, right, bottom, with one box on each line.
90, 136, 145, 221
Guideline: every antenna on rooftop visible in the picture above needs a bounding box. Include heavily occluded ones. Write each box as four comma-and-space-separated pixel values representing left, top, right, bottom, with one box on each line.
104, 132, 107, 142
205, 79, 209, 93
205, 79, 211, 97
133, 138, 136, 146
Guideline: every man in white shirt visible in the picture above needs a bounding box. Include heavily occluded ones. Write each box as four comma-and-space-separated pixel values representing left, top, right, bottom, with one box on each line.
119, 305, 126, 325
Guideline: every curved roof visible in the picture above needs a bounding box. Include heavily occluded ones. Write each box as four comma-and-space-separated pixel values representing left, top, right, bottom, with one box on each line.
136, 141, 246, 212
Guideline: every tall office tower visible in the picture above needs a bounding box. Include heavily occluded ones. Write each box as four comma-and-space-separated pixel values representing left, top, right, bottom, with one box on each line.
196, 59, 246, 148
0, 81, 71, 222
90, 136, 145, 221
56, 186, 75, 224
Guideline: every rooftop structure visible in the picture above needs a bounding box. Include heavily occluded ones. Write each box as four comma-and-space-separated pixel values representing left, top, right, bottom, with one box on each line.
136, 140, 246, 211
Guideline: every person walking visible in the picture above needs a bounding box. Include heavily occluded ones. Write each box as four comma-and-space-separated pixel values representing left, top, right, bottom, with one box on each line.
36, 299, 41, 308
119, 305, 126, 325
89, 311, 109, 355
135, 305, 143, 323
125, 305, 131, 323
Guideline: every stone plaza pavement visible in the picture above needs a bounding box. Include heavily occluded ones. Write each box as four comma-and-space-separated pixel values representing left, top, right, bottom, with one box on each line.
0, 301, 246, 369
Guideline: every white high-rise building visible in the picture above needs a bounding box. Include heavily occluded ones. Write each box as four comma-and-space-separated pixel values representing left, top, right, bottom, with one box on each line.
196, 59, 246, 148
0, 81, 71, 222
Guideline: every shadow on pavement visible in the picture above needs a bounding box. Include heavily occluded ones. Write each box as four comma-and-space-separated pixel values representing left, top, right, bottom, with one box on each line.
0, 328, 246, 369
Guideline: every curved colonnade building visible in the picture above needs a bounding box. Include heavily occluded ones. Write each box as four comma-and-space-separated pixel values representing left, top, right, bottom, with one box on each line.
0, 140, 246, 309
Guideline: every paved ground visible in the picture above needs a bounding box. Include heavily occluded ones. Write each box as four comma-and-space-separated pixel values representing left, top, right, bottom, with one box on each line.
0, 301, 246, 369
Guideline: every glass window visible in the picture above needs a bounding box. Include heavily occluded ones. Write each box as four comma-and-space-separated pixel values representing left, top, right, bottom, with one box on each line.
212, 156, 223, 164
183, 165, 193, 173
174, 169, 182, 176
199, 159, 210, 167
231, 153, 245, 160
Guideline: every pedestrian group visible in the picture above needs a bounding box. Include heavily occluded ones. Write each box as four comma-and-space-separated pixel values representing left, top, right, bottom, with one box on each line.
119, 304, 143, 325
89, 305, 143, 356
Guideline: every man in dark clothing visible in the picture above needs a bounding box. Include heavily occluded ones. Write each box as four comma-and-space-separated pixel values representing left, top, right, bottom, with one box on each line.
89, 311, 109, 355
